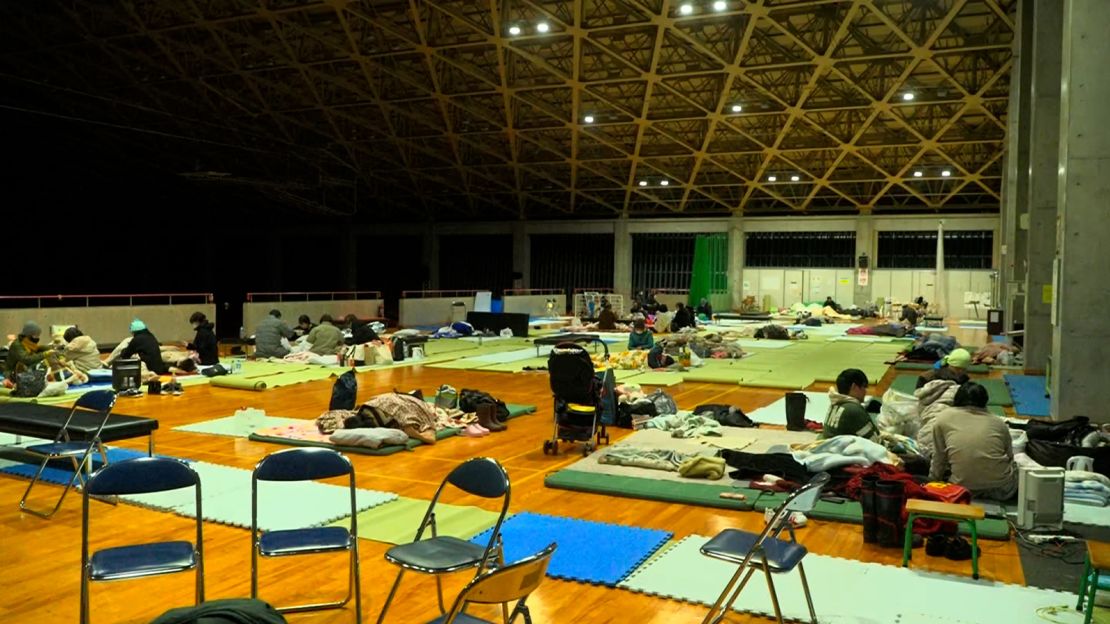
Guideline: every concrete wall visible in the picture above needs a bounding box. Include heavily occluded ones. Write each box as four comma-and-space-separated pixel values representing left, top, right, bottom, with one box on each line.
503, 294, 566, 317
870, 270, 993, 318
742, 269, 856, 310
0, 303, 217, 345
242, 300, 383, 335
399, 296, 475, 328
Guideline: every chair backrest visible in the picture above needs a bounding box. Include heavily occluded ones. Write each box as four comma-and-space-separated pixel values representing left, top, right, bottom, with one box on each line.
74, 389, 117, 414
85, 457, 198, 496
254, 447, 352, 482
442, 543, 556, 622
548, 343, 596, 404
445, 457, 509, 499
751, 472, 830, 549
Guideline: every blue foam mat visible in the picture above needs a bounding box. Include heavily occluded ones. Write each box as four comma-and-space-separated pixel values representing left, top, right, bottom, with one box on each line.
0, 448, 169, 485
470, 511, 671, 587
1005, 374, 1050, 417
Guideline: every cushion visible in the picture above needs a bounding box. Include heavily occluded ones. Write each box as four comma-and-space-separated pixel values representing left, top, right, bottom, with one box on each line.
329, 427, 409, 449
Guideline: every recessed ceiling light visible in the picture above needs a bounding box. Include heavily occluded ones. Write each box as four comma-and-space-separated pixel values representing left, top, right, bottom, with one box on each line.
660, 180, 670, 186
913, 170, 923, 177
902, 92, 915, 102
713, 1, 728, 10
536, 22, 550, 33
767, 175, 777, 182
508, 25, 521, 36
790, 175, 800, 182
730, 104, 742, 113
941, 170, 952, 177
679, 3, 694, 15
583, 115, 594, 123
639, 180, 648, 187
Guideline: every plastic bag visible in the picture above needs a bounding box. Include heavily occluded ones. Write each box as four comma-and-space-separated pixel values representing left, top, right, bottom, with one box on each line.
648, 389, 677, 416
500, 328, 514, 338
877, 388, 920, 437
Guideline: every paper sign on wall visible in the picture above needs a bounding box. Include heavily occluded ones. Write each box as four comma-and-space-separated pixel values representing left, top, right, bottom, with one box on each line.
1042, 284, 1053, 305
838, 278, 850, 286
858, 269, 869, 287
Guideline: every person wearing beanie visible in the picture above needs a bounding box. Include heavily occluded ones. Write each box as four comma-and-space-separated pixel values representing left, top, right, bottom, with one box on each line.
186, 311, 219, 365
254, 309, 294, 358
120, 318, 168, 375
915, 347, 972, 390
3, 321, 56, 377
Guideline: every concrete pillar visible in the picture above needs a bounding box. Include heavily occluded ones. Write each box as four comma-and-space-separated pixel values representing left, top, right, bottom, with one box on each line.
511, 221, 529, 289
613, 219, 632, 302
423, 223, 439, 289
727, 215, 744, 312
853, 215, 874, 307
1000, 0, 1035, 329
1022, 0, 1063, 373
1050, 0, 1110, 423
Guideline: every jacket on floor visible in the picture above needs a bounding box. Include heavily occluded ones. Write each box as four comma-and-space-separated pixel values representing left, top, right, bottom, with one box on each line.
822, 389, 878, 441
122, 329, 168, 375
188, 321, 219, 365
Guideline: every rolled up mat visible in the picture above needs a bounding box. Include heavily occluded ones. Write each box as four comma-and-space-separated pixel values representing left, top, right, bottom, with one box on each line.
209, 376, 269, 391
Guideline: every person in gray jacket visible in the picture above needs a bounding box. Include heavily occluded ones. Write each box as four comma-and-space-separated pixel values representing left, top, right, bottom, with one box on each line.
254, 309, 294, 358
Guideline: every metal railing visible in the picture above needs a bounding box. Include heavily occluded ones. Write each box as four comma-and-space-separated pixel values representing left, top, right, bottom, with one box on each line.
245, 291, 381, 302
400, 289, 480, 299
503, 288, 564, 296
0, 293, 214, 308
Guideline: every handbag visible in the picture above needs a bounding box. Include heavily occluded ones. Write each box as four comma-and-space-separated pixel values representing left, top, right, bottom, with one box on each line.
13, 368, 47, 397
434, 385, 458, 410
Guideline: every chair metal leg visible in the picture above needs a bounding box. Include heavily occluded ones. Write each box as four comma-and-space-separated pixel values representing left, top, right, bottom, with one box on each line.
701, 565, 756, 624
20, 453, 86, 518
1081, 568, 1100, 624
351, 544, 363, 624
80, 567, 90, 624
1076, 553, 1090, 611
796, 561, 818, 624
762, 565, 784, 624
375, 569, 405, 624
436, 575, 446, 613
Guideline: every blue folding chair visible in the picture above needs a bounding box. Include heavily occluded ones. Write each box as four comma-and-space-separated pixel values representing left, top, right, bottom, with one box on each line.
251, 447, 362, 622
20, 389, 117, 518
81, 457, 203, 624
377, 457, 511, 624
700, 472, 831, 624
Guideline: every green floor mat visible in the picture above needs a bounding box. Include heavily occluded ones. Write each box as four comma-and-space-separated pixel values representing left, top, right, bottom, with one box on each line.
752, 492, 1011, 540
480, 357, 550, 373
890, 375, 1013, 406
613, 369, 646, 382
332, 496, 502, 545
544, 469, 758, 511
736, 373, 817, 390
629, 371, 685, 386
895, 361, 990, 373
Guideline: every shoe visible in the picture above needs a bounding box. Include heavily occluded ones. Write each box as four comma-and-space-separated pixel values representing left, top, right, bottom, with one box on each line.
912, 534, 924, 549
477, 403, 507, 432
463, 424, 488, 437
926, 534, 950, 556
945, 536, 975, 561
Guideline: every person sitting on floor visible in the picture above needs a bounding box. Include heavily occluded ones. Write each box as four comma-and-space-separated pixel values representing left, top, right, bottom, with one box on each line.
187, 312, 219, 365
670, 302, 696, 332
823, 296, 843, 314
293, 314, 315, 338
823, 368, 879, 441
900, 303, 919, 330
930, 381, 1018, 500
3, 321, 57, 377
628, 318, 655, 351
596, 302, 617, 331
306, 314, 343, 356
914, 378, 960, 459
120, 319, 168, 375
343, 313, 379, 345
61, 327, 104, 373
695, 297, 713, 320
254, 309, 294, 358
915, 348, 971, 390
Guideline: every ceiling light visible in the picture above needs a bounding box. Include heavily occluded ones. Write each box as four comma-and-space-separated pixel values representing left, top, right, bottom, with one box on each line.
536, 22, 550, 33
583, 115, 594, 123
941, 170, 952, 177
902, 92, 915, 102
790, 175, 800, 182
713, 1, 728, 10
767, 175, 777, 182
913, 170, 923, 177
508, 25, 521, 36
639, 180, 648, 187
660, 179, 670, 186
730, 104, 742, 113
679, 3, 694, 15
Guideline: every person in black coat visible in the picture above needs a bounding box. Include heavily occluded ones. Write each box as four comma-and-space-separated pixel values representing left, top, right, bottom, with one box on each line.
187, 312, 219, 365
670, 302, 697, 332
121, 319, 168, 375
343, 314, 379, 345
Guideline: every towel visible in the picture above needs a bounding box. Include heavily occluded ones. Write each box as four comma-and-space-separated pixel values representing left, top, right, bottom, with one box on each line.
678, 456, 727, 480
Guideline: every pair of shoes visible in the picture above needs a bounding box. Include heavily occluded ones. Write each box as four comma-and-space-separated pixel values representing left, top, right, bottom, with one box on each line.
926, 534, 951, 556
463, 424, 489, 437
945, 536, 975, 561
477, 403, 507, 432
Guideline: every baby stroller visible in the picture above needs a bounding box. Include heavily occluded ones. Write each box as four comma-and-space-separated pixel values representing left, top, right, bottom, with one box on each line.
543, 338, 615, 456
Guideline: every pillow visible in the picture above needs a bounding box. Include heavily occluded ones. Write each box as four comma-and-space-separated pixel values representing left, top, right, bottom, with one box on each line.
330, 427, 409, 449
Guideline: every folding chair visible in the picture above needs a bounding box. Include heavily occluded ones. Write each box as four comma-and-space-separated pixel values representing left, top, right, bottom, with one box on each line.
425, 542, 556, 624
251, 447, 362, 622
377, 457, 511, 624
19, 389, 117, 518
81, 457, 203, 624
700, 472, 831, 624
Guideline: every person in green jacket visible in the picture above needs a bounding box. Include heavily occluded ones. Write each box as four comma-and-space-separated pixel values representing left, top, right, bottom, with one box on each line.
4, 321, 56, 377
306, 314, 343, 356
628, 318, 655, 350
822, 368, 878, 440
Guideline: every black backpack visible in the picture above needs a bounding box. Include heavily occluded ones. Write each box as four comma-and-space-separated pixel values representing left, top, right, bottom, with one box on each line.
329, 370, 358, 410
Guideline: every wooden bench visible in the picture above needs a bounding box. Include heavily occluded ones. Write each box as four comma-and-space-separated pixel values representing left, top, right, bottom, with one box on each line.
901, 499, 986, 579
1078, 541, 1110, 624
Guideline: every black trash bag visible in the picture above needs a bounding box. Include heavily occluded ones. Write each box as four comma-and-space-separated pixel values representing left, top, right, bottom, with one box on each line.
1016, 416, 1095, 447
329, 369, 358, 410
150, 598, 287, 624
1025, 437, 1110, 478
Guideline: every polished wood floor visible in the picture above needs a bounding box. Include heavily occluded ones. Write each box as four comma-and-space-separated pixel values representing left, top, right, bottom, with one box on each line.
0, 325, 1028, 624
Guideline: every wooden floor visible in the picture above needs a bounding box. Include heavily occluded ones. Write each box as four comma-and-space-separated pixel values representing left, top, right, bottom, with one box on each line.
0, 324, 1028, 624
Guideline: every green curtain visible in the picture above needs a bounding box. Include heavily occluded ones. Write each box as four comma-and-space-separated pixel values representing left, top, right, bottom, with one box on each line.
689, 234, 727, 306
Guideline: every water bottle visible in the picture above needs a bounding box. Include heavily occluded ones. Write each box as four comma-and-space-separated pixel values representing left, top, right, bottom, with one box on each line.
233, 360, 242, 375
239, 326, 246, 340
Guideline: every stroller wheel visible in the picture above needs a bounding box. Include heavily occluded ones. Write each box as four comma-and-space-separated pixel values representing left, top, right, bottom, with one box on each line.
582, 442, 594, 456
543, 440, 554, 455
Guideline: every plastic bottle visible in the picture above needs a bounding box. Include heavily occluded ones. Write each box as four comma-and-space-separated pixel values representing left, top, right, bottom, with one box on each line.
239, 326, 246, 340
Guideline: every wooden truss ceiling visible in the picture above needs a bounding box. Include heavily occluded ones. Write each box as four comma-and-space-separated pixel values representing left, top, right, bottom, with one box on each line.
0, 0, 1015, 218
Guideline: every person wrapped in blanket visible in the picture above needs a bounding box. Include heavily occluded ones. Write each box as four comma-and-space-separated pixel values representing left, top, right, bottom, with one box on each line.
753, 324, 807, 340
929, 381, 1018, 500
